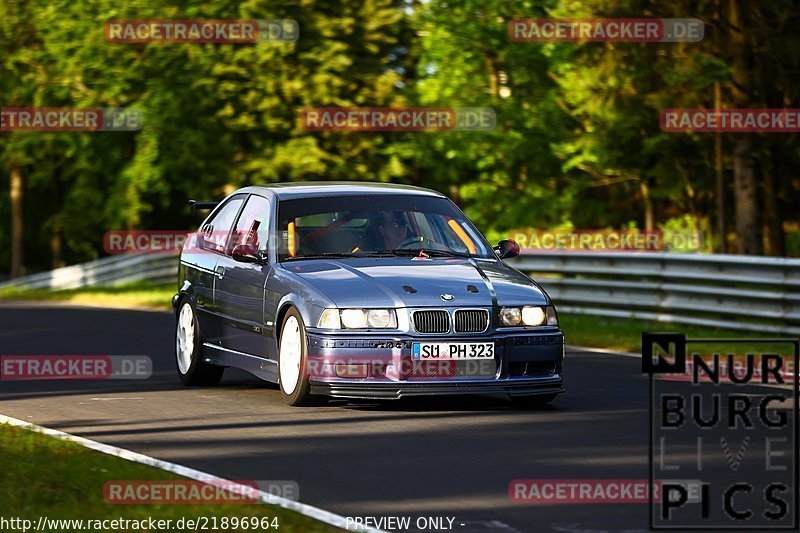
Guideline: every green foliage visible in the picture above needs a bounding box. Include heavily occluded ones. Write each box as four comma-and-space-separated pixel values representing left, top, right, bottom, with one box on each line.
560, 312, 782, 353
1, 0, 799, 274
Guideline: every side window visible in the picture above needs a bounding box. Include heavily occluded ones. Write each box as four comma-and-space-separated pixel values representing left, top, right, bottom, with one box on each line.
230, 195, 271, 254
199, 196, 245, 253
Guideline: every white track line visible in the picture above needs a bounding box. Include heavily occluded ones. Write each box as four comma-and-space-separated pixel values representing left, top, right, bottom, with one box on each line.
566, 344, 640, 358
0, 414, 382, 533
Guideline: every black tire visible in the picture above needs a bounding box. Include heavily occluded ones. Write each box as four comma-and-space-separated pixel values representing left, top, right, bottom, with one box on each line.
175, 300, 224, 386
508, 393, 558, 408
278, 307, 314, 406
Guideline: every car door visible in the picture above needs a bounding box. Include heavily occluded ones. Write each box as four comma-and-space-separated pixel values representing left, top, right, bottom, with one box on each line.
215, 194, 273, 357
191, 194, 246, 345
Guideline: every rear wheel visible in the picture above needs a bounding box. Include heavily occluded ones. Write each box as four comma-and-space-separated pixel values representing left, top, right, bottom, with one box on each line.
175, 300, 224, 386
278, 307, 313, 406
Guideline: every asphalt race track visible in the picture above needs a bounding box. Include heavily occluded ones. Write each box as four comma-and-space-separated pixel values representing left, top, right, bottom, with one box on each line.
0, 302, 720, 532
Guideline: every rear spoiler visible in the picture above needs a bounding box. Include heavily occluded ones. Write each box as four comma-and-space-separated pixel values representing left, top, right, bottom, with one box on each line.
188, 200, 219, 217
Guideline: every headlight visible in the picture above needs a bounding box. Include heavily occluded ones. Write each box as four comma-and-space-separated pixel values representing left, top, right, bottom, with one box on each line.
499, 307, 522, 326
317, 308, 341, 329
521, 306, 546, 326
367, 309, 393, 328
500, 305, 558, 327
340, 309, 368, 329
318, 308, 397, 329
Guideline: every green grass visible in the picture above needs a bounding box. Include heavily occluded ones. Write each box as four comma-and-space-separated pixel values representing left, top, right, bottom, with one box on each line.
0, 282, 175, 311
560, 313, 794, 354
0, 424, 338, 532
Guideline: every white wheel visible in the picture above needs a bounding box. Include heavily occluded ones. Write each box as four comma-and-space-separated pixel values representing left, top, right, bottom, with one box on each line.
277, 307, 314, 406
176, 302, 195, 375
174, 299, 224, 386
279, 315, 302, 394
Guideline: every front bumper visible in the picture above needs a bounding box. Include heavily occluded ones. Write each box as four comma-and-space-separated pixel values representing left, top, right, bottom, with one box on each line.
310, 377, 564, 400
305, 329, 565, 400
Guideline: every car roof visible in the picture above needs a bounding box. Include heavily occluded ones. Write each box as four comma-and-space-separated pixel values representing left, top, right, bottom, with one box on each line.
235, 181, 447, 200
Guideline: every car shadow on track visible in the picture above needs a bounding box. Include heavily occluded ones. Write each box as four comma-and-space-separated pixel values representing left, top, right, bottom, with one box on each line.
329, 395, 563, 413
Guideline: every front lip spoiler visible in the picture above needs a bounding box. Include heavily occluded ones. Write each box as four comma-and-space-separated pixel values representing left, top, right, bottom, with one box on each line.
309, 376, 564, 400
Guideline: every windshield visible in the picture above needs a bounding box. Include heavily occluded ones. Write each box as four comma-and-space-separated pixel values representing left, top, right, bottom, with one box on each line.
277, 194, 494, 261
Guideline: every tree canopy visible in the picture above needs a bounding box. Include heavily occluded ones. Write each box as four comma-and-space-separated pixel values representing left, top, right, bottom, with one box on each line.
2, 0, 799, 276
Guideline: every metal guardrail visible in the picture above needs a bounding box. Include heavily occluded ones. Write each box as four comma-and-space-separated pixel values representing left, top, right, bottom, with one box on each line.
2, 250, 799, 335
508, 252, 800, 335
0, 253, 179, 291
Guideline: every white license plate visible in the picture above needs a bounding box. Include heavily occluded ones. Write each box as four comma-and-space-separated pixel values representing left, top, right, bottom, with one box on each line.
411, 342, 495, 360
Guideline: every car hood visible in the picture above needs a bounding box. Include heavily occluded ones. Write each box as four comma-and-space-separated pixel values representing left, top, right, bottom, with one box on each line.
283, 257, 548, 308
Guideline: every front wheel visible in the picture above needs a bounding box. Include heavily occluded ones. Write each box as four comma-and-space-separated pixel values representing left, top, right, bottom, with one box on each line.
278, 307, 314, 406
175, 300, 224, 386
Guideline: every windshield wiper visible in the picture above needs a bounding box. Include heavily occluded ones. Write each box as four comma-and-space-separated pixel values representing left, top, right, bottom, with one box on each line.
287, 249, 473, 260
350, 250, 405, 257
419, 249, 471, 258
284, 252, 360, 261
367, 249, 471, 258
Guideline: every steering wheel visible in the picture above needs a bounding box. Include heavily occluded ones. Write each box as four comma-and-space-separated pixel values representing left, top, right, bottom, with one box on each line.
396, 236, 428, 249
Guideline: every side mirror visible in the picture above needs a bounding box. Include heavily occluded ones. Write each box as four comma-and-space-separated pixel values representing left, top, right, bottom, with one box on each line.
231, 244, 263, 263
494, 239, 520, 259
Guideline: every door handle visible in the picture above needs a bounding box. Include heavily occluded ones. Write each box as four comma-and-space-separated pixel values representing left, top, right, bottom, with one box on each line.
215, 265, 226, 279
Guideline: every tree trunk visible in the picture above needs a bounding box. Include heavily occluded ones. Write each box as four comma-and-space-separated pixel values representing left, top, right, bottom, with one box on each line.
50, 231, 64, 269
761, 147, 785, 256
10, 166, 24, 278
728, 0, 761, 255
732, 134, 762, 255
714, 82, 727, 253
640, 179, 654, 231
51, 174, 65, 268
713, 1, 728, 253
